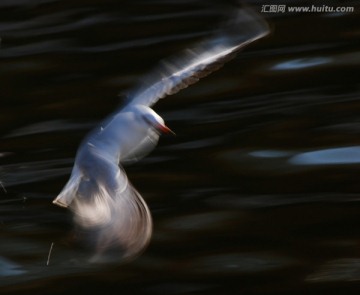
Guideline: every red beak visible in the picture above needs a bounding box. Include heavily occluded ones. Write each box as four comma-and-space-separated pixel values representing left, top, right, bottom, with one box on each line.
157, 124, 175, 135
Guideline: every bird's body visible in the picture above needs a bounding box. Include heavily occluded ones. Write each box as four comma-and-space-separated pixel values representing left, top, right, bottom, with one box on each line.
54, 105, 163, 258
53, 7, 269, 260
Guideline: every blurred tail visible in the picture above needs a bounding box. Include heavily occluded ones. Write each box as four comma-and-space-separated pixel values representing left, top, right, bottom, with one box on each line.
53, 165, 82, 208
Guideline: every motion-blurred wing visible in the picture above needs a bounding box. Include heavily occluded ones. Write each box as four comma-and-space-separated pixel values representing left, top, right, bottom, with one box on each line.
54, 159, 152, 259
89, 181, 152, 259
125, 7, 269, 108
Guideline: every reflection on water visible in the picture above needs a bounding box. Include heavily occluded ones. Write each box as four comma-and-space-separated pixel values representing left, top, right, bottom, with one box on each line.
289, 146, 360, 165
1, 0, 360, 294
272, 57, 332, 70
0, 257, 25, 277
188, 252, 295, 275
249, 150, 292, 158
307, 258, 360, 282
0, 159, 73, 186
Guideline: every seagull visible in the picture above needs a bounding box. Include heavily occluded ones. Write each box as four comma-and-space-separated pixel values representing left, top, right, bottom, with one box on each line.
53, 7, 269, 260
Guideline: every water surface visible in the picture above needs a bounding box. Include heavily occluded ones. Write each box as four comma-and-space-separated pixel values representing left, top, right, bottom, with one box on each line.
1, 0, 360, 294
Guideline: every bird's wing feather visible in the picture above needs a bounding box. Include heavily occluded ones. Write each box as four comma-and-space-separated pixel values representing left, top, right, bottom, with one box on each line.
71, 168, 152, 259
53, 155, 152, 259
125, 7, 269, 108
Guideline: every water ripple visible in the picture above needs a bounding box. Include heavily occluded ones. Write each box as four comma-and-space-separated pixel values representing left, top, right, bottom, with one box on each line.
289, 146, 360, 165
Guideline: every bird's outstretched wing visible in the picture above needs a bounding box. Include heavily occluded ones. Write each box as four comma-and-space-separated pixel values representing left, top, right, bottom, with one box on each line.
125, 7, 269, 108
53, 153, 152, 260
72, 175, 152, 260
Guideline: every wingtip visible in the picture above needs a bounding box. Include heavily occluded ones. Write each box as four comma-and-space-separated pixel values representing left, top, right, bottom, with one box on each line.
225, 5, 271, 42
122, 5, 270, 108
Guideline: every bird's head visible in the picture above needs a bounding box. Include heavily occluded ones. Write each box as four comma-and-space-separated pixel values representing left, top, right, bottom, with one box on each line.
134, 105, 175, 135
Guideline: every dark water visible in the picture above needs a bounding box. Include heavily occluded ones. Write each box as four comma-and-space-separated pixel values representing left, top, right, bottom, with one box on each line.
1, 0, 360, 294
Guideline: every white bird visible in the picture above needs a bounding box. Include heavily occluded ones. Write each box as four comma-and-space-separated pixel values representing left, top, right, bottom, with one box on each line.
53, 7, 269, 260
